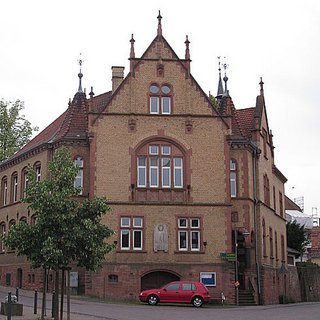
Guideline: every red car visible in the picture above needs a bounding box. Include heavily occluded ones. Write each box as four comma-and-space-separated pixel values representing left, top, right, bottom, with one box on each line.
139, 281, 210, 307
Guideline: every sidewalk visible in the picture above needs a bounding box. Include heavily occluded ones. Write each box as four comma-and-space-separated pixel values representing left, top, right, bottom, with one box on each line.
0, 286, 101, 320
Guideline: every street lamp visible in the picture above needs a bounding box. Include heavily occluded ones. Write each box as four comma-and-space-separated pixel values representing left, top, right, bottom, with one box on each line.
234, 228, 250, 305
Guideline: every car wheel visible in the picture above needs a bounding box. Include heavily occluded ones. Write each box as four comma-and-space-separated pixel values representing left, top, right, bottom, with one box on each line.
192, 296, 203, 307
147, 294, 159, 306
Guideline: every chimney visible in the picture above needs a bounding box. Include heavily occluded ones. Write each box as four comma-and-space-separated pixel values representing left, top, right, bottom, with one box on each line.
111, 66, 125, 93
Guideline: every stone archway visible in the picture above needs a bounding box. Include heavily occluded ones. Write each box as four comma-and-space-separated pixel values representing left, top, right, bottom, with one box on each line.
141, 271, 180, 291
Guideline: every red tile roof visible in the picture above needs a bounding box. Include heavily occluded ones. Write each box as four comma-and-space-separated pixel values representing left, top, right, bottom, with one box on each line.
233, 108, 255, 139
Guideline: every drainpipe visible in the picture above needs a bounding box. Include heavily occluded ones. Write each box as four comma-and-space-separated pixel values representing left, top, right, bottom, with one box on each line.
252, 144, 262, 305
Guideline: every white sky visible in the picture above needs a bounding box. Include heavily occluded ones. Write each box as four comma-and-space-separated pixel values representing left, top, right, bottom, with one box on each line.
1, 0, 319, 216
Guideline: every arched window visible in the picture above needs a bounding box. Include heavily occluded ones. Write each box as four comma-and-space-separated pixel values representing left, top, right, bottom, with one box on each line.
269, 227, 273, 259
262, 219, 267, 257
19, 216, 27, 223
8, 219, 16, 251
0, 222, 6, 253
30, 214, 37, 226
230, 159, 237, 198
21, 167, 29, 197
74, 157, 83, 195
263, 174, 270, 206
137, 142, 184, 189
11, 172, 18, 203
1, 176, 8, 207
149, 83, 172, 114
34, 162, 41, 182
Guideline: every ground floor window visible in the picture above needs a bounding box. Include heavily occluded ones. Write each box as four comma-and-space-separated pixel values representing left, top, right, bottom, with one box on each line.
120, 216, 143, 251
177, 217, 201, 251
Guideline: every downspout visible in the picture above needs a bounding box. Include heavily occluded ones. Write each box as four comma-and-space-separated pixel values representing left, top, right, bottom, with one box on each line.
252, 144, 262, 305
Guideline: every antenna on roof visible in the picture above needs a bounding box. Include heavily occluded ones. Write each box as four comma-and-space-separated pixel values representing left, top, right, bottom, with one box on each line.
77, 53, 83, 93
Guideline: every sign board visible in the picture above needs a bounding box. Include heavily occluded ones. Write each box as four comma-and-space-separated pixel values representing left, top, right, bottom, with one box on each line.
200, 272, 216, 287
69, 272, 79, 288
220, 252, 236, 261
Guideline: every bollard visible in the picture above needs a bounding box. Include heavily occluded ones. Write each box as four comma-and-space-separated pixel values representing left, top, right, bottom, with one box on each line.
15, 287, 19, 302
51, 290, 55, 319
7, 292, 12, 320
34, 290, 38, 314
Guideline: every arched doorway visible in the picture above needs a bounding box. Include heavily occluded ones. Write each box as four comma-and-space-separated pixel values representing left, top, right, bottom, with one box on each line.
141, 271, 180, 291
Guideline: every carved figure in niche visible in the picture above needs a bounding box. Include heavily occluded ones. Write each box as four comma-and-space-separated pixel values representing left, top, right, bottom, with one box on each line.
154, 224, 168, 252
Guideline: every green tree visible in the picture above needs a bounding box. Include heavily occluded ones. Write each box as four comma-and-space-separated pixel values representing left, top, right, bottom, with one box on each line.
0, 99, 38, 162
286, 220, 309, 258
3, 147, 114, 320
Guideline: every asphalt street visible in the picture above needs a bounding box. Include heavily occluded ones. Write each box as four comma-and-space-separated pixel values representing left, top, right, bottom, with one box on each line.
0, 286, 319, 320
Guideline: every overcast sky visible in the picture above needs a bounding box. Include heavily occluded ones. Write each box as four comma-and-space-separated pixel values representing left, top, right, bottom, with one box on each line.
1, 0, 319, 217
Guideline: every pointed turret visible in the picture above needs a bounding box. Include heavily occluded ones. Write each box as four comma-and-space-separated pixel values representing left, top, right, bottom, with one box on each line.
78, 55, 83, 93
216, 56, 224, 98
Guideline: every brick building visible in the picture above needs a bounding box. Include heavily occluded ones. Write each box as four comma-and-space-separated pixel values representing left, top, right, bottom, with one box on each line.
0, 13, 288, 304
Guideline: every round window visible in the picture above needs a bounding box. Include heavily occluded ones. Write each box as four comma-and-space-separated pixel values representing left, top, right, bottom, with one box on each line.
161, 85, 171, 94
150, 85, 160, 94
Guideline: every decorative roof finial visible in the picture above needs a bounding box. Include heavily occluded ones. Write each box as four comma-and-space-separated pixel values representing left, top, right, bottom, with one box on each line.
217, 56, 224, 96
157, 10, 162, 37
259, 77, 264, 96
185, 35, 190, 60
77, 53, 83, 93
222, 57, 229, 96
130, 34, 135, 58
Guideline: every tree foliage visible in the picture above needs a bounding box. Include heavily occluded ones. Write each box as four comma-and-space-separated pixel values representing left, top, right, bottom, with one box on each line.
0, 99, 38, 162
3, 147, 114, 271
286, 220, 309, 257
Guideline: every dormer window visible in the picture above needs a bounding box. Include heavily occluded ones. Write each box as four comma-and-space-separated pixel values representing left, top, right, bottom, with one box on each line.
149, 84, 172, 114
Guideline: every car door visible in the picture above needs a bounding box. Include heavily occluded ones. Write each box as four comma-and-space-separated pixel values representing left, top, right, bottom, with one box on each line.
179, 283, 195, 303
160, 282, 181, 302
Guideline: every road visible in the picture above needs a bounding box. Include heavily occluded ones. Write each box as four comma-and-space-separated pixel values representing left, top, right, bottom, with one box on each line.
0, 287, 319, 320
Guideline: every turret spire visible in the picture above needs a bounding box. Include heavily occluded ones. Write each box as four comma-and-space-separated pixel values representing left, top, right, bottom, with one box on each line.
222, 57, 229, 97
77, 53, 83, 93
157, 10, 162, 37
217, 56, 224, 97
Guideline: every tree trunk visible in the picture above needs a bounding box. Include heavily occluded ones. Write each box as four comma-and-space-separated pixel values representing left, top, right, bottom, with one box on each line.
67, 269, 70, 320
60, 269, 65, 320
41, 268, 47, 320
53, 270, 59, 320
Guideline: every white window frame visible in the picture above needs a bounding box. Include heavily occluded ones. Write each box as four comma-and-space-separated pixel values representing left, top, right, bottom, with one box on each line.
137, 157, 147, 187
174, 158, 183, 188
162, 158, 171, 188
149, 157, 159, 188
36, 165, 41, 182
3, 180, 8, 206
178, 230, 188, 251
13, 175, 18, 203
161, 96, 171, 114
74, 157, 83, 194
230, 159, 237, 198
120, 217, 143, 251
121, 229, 130, 250
150, 96, 160, 114
191, 231, 200, 251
